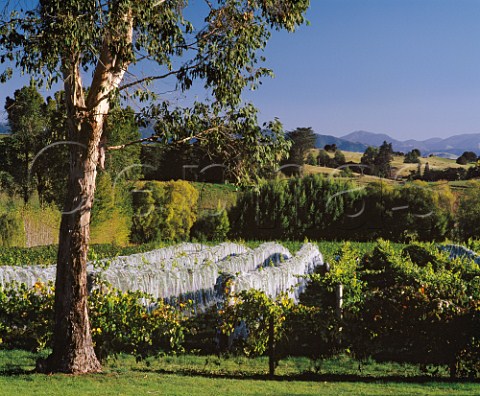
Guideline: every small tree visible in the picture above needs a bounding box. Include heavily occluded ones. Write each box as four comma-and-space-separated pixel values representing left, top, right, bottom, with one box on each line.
131, 180, 199, 243
191, 202, 230, 241
4, 82, 47, 203
374, 141, 393, 177
360, 142, 393, 177
457, 155, 468, 165
332, 150, 346, 168
404, 149, 421, 164
284, 127, 317, 165
317, 149, 331, 167
360, 146, 378, 174
457, 151, 478, 164
306, 151, 318, 166
456, 181, 480, 240
324, 143, 337, 152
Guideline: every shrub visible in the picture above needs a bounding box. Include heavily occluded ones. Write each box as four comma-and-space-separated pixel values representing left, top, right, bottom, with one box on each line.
0, 281, 188, 360
0, 281, 54, 351
89, 285, 188, 360
131, 180, 199, 243
351, 181, 454, 242
91, 172, 131, 246
219, 288, 294, 375
162, 180, 199, 241
191, 202, 230, 241
353, 240, 480, 376
0, 199, 25, 247
456, 181, 480, 241
404, 150, 421, 164
229, 175, 363, 240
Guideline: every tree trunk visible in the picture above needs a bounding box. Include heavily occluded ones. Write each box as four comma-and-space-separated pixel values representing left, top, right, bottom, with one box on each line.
38, 61, 107, 372
40, 119, 102, 373
23, 139, 29, 204
36, 11, 132, 374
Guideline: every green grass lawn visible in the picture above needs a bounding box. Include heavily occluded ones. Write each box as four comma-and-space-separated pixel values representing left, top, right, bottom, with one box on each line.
1, 350, 478, 396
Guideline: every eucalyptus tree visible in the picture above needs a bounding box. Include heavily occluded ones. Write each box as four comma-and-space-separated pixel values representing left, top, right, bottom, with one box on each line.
0, 0, 309, 373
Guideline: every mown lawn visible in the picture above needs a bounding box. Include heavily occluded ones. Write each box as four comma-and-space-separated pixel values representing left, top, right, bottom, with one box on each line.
1, 350, 478, 396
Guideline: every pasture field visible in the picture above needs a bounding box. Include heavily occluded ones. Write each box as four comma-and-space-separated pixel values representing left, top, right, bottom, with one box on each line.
308, 149, 470, 173
1, 350, 479, 396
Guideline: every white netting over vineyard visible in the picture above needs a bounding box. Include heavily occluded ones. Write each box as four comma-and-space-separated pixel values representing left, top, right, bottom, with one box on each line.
0, 242, 323, 308
230, 243, 323, 303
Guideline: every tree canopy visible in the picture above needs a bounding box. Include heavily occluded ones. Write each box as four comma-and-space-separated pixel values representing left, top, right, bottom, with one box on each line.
285, 127, 317, 165
1, 1, 308, 108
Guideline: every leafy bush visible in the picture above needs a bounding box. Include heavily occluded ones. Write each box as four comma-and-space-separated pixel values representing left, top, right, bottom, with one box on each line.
131, 180, 199, 243
0, 282, 188, 359
191, 202, 230, 241
351, 240, 480, 376
220, 289, 293, 358
89, 285, 188, 360
0, 196, 26, 247
456, 181, 480, 241
283, 304, 339, 364
229, 175, 363, 240
349, 181, 454, 242
0, 282, 54, 351
1, 239, 479, 378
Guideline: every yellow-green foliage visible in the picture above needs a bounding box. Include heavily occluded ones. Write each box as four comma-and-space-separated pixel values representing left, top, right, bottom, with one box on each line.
162, 180, 199, 241
0, 194, 62, 247
0, 281, 187, 357
0, 205, 25, 248
456, 180, 480, 240
90, 211, 131, 246
90, 172, 131, 246
193, 182, 238, 212
131, 180, 199, 243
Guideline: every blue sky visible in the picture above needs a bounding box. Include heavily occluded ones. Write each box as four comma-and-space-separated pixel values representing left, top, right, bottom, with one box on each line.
244, 0, 480, 140
1, 0, 479, 140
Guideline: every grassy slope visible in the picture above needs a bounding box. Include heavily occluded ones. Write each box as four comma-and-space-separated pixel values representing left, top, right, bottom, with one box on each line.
306, 150, 473, 189
1, 351, 478, 396
310, 149, 470, 173
303, 164, 396, 188
192, 182, 239, 212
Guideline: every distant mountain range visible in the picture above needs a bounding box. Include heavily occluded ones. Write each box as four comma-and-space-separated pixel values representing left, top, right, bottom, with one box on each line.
314, 134, 368, 153
315, 130, 480, 157
2, 121, 477, 158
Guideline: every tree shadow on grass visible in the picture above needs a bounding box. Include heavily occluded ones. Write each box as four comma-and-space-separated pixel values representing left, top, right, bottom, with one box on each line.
0, 365, 35, 376
131, 367, 480, 384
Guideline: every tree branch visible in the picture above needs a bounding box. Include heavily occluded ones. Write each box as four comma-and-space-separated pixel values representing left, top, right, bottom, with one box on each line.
107, 135, 162, 151
107, 126, 221, 151
117, 64, 199, 92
